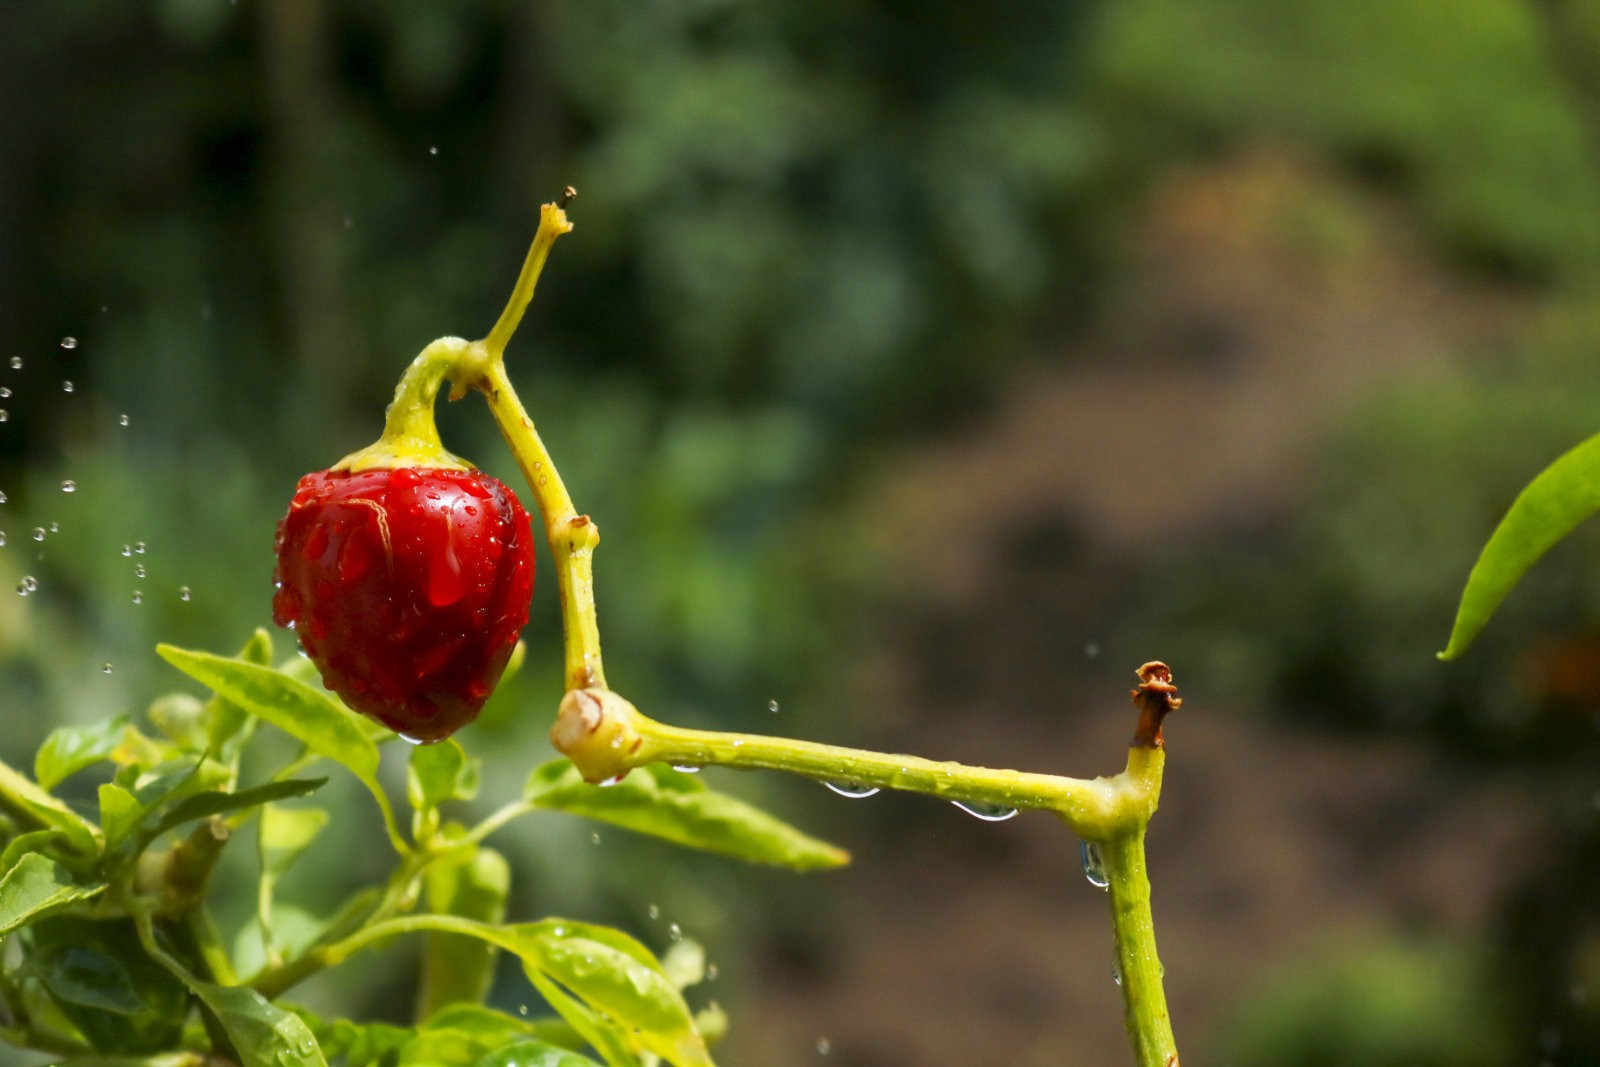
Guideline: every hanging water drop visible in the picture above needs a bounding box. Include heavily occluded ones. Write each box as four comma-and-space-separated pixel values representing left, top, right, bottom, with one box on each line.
118, 413, 130, 427
1111, 958, 1122, 987
706, 962, 719, 980
1084, 641, 1101, 659
130, 590, 142, 604
9, 357, 20, 370
668, 922, 682, 942
590, 831, 601, 846
61, 380, 74, 393
17, 576, 37, 596
0, 531, 6, 547
0, 387, 10, 397
120, 544, 131, 556
59, 480, 75, 493
518, 1004, 529, 1017
178, 585, 191, 601
428, 145, 439, 156
31, 527, 45, 542
815, 1037, 832, 1056
1080, 840, 1109, 889
951, 800, 1018, 822
397, 733, 425, 745
134, 563, 146, 579
647, 903, 660, 920
0, 411, 8, 423
671, 764, 702, 774
48, 521, 58, 533
767, 698, 780, 713
102, 662, 113, 675
134, 541, 146, 553
824, 781, 880, 799
59, 336, 77, 350
0, 490, 7, 504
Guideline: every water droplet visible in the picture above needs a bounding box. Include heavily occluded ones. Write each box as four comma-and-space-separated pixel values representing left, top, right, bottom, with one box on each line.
1080, 840, 1109, 889
130, 590, 142, 604
0, 531, 6, 547
118, 413, 130, 427
668, 922, 682, 942
179, 585, 191, 601
0, 490, 7, 503
517, 1003, 529, 1016
134, 541, 146, 554
816, 1037, 832, 1056
17, 575, 37, 595
134, 563, 146, 579
9, 357, 20, 370
31, 527, 45, 542
1111, 958, 1122, 986
428, 144, 439, 156
671, 764, 702, 774
61, 380, 74, 393
598, 773, 626, 787
707, 962, 719, 980
0, 410, 8, 423
952, 800, 1018, 822
398, 733, 424, 745
590, 831, 601, 845
102, 662, 113, 674
767, 698, 780, 713
0, 387, 10, 397
648, 903, 660, 920
120, 544, 131, 556
59, 336, 77, 350
824, 780, 880, 799
1084, 641, 1101, 659
59, 480, 75, 493
48, 521, 58, 533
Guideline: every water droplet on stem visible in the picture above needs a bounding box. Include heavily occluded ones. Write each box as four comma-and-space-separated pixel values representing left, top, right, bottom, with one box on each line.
951, 800, 1018, 822
1080, 839, 1109, 889
824, 781, 880, 799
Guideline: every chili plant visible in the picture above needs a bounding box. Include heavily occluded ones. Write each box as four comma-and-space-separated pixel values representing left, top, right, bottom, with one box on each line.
0, 194, 1184, 1067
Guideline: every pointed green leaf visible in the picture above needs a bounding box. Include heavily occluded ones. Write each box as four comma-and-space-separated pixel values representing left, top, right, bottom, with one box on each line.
0, 853, 107, 936
524, 761, 849, 872
151, 778, 327, 839
97, 784, 144, 844
208, 629, 274, 757
1440, 430, 1600, 660
156, 644, 403, 851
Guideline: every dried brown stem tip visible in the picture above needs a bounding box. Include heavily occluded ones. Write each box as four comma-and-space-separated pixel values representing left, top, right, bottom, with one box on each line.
558, 185, 578, 208
1131, 660, 1182, 748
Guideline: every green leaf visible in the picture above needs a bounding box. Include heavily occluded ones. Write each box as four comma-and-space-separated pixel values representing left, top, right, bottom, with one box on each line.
0, 853, 107, 936
156, 644, 403, 852
260, 804, 330, 880
473, 1038, 604, 1067
146, 693, 210, 751
418, 845, 510, 1018
151, 778, 326, 840
292, 1008, 411, 1067
35, 716, 134, 790
524, 761, 849, 872
208, 629, 274, 758
1440, 429, 1600, 660
97, 784, 144, 844
188, 982, 327, 1067
409, 740, 481, 811
0, 758, 103, 861
26, 915, 192, 1053
0, 830, 75, 875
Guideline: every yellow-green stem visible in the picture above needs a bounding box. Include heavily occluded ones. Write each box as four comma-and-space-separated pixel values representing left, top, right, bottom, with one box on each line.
1102, 825, 1178, 1067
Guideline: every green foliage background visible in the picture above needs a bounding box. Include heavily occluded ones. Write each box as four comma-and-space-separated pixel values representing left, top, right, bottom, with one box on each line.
3, 0, 1600, 1062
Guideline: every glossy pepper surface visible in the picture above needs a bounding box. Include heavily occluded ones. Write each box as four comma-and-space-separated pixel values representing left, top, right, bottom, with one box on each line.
272, 465, 535, 741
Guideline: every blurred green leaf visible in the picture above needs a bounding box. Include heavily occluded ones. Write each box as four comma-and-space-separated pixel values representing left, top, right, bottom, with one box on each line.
27, 915, 191, 1053
0, 852, 106, 936
260, 804, 331, 880
208, 629, 274, 760
1439, 430, 1600, 660
409, 739, 481, 812
524, 761, 849, 871
97, 783, 144, 844
0, 758, 103, 861
150, 777, 326, 839
419, 844, 510, 1018
146, 693, 210, 752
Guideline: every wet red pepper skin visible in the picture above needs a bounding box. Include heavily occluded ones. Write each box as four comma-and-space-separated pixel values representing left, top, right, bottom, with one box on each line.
272, 466, 535, 741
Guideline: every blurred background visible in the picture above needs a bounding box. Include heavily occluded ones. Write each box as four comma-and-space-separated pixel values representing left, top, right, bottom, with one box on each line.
3, 1, 1600, 1063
